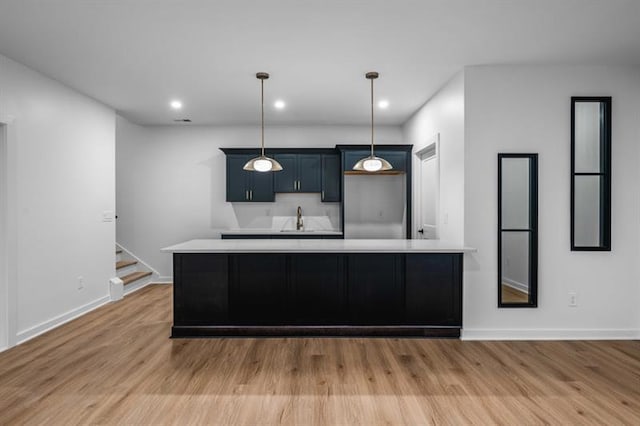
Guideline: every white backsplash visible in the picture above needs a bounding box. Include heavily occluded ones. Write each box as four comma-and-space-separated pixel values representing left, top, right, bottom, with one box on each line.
343, 174, 406, 239
230, 193, 341, 231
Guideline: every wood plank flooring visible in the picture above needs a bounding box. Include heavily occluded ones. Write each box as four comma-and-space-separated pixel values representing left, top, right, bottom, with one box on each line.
0, 285, 638, 425
501, 284, 529, 303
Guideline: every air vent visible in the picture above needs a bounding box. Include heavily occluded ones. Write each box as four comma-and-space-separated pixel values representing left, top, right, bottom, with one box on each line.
173, 118, 192, 123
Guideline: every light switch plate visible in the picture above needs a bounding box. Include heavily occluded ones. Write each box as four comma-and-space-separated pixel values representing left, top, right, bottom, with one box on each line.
102, 211, 115, 222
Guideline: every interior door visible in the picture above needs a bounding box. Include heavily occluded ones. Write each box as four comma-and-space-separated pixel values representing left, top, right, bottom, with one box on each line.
418, 141, 439, 239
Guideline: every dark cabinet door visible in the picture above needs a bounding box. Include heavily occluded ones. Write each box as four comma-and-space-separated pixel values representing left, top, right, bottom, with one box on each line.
290, 255, 345, 324
347, 254, 404, 324
321, 154, 341, 202
226, 154, 249, 202
230, 254, 288, 324
273, 154, 298, 193
225, 153, 274, 202
298, 154, 321, 192
173, 254, 229, 325
405, 254, 462, 326
249, 167, 275, 202
273, 153, 321, 193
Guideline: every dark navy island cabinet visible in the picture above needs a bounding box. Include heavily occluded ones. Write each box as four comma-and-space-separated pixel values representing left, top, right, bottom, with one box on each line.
172, 251, 463, 338
225, 154, 275, 202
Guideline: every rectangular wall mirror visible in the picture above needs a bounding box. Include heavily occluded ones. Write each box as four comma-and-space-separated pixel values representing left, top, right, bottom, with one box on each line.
571, 97, 611, 251
498, 154, 538, 307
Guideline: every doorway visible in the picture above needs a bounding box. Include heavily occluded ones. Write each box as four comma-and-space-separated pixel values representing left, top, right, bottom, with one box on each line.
416, 135, 440, 239
0, 117, 17, 351
0, 123, 8, 350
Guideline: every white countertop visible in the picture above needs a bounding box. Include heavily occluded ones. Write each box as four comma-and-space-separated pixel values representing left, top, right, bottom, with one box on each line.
162, 239, 476, 253
221, 229, 343, 235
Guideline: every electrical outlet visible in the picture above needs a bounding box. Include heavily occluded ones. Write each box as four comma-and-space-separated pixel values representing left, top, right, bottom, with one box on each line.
568, 292, 577, 307
78, 276, 84, 290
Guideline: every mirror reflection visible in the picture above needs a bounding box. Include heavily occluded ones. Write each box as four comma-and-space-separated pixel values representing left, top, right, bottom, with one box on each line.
574, 102, 603, 173
571, 97, 611, 251
574, 175, 603, 247
500, 232, 530, 304
501, 158, 530, 229
498, 154, 538, 307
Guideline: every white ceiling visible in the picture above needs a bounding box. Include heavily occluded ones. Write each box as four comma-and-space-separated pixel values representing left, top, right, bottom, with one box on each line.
1, 0, 639, 126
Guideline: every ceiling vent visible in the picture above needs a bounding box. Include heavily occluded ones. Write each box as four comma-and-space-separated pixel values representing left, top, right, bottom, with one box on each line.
173, 118, 192, 123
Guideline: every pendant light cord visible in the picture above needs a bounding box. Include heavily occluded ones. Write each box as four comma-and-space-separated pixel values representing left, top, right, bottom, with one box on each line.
261, 77, 265, 156
370, 77, 375, 157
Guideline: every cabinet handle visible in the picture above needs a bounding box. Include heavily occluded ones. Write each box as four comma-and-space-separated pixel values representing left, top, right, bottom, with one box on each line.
250, 190, 253, 200
297, 180, 300, 191
245, 190, 249, 200
322, 190, 325, 200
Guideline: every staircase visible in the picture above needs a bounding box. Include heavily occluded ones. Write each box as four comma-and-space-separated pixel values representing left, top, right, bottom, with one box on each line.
115, 247, 154, 295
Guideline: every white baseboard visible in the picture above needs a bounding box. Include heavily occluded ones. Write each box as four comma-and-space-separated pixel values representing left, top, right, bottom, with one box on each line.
502, 278, 529, 294
461, 328, 640, 341
155, 276, 173, 283
16, 295, 111, 345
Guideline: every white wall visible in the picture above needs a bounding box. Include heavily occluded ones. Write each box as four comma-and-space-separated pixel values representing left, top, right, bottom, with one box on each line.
116, 118, 403, 278
463, 65, 640, 339
403, 72, 465, 245
0, 53, 116, 346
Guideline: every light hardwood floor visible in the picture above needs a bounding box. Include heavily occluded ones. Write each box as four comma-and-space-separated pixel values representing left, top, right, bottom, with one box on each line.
0, 285, 639, 425
501, 284, 529, 304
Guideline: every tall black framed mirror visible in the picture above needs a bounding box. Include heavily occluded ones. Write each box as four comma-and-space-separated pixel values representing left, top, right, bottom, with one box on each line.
571, 97, 611, 251
498, 154, 538, 308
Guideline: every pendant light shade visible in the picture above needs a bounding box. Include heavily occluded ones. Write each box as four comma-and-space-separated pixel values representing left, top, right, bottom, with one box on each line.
243, 155, 283, 172
352, 155, 393, 172
243, 72, 283, 172
353, 71, 393, 173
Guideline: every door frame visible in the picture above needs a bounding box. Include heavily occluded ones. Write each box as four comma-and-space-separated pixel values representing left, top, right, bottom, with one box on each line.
0, 114, 18, 350
414, 133, 440, 239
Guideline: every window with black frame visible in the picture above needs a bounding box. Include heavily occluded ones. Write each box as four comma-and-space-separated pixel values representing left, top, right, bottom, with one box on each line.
571, 97, 611, 251
498, 154, 538, 307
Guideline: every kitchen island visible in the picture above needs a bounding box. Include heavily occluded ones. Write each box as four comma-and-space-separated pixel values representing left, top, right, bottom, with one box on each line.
162, 239, 475, 338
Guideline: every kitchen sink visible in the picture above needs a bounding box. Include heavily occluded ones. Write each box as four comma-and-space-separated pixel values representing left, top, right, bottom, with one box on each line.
280, 229, 316, 233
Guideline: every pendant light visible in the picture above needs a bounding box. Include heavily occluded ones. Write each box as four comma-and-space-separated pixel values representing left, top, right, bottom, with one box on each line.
243, 72, 283, 172
353, 71, 393, 172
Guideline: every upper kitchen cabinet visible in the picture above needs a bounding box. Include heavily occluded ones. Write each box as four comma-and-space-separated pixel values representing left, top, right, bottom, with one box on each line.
321, 153, 341, 202
223, 152, 275, 202
221, 148, 341, 203
273, 153, 321, 193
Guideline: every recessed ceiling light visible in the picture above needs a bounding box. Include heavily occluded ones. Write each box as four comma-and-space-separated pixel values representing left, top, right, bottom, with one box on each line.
378, 100, 389, 109
274, 99, 286, 109
170, 100, 183, 110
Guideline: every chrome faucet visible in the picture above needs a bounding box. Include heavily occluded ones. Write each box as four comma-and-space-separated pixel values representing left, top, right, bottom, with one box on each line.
296, 206, 304, 231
